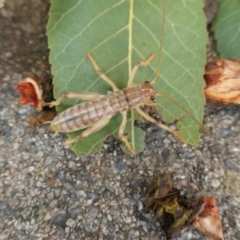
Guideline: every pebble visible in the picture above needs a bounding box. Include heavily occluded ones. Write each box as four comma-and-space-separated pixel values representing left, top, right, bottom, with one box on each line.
46, 156, 53, 165
117, 161, 128, 171
211, 178, 221, 188
219, 129, 233, 137
68, 161, 75, 168
138, 201, 143, 211
36, 181, 42, 187
125, 216, 132, 223
47, 191, 54, 199
66, 218, 75, 228
107, 214, 112, 221
78, 190, 87, 198
44, 212, 51, 221
85, 199, 93, 206
65, 227, 70, 234
53, 214, 67, 227
89, 208, 98, 218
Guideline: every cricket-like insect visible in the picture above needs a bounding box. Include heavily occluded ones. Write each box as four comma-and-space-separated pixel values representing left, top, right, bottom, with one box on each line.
47, 0, 196, 154
49, 53, 182, 154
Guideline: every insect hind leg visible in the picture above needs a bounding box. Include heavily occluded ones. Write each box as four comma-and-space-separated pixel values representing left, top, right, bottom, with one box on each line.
65, 117, 111, 145
87, 53, 119, 92
118, 111, 135, 154
127, 54, 155, 87
135, 106, 183, 142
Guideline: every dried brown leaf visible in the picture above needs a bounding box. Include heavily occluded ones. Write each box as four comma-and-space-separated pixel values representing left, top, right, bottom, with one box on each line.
144, 173, 204, 239
204, 59, 240, 104
193, 196, 224, 240
144, 175, 224, 239
15, 77, 43, 111
15, 73, 55, 127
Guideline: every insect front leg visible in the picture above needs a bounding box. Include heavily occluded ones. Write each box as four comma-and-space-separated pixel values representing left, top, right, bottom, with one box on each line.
135, 106, 183, 142
118, 111, 135, 154
47, 92, 100, 108
65, 117, 111, 145
87, 53, 119, 92
127, 54, 155, 87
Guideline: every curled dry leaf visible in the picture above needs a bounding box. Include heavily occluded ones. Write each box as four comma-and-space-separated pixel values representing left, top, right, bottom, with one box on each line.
15, 77, 43, 111
204, 59, 240, 104
15, 72, 54, 110
193, 195, 224, 240
15, 73, 56, 127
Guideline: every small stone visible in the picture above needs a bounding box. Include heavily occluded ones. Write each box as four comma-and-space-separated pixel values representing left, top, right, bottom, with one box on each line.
103, 144, 108, 149
117, 161, 127, 172
53, 214, 67, 227
46, 156, 53, 165
59, 227, 66, 237
45, 225, 51, 233
68, 161, 75, 168
107, 214, 112, 221
47, 191, 54, 199
44, 212, 51, 221
36, 181, 42, 187
125, 216, 132, 223
78, 190, 86, 198
63, 182, 73, 191
65, 227, 69, 233
232, 148, 240, 152
54, 189, 60, 197
87, 208, 98, 219
66, 218, 75, 228
130, 229, 139, 237
49, 199, 57, 208
24, 172, 32, 180
219, 129, 233, 137
86, 199, 92, 206
211, 178, 221, 188
138, 201, 143, 211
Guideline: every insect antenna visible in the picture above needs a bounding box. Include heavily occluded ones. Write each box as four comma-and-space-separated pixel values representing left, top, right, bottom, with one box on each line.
155, 92, 202, 126
150, 0, 166, 87
150, 0, 201, 127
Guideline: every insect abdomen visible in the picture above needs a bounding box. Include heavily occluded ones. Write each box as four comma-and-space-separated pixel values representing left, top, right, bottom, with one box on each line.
51, 95, 114, 133
51, 84, 150, 133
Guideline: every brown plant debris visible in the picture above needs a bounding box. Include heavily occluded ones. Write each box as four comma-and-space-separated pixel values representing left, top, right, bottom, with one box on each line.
193, 194, 224, 240
144, 173, 224, 240
27, 107, 56, 128
16, 77, 43, 111
15, 73, 56, 127
204, 59, 240, 104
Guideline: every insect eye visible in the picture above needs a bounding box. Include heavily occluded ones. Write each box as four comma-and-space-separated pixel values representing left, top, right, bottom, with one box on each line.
145, 81, 149, 84
150, 96, 155, 101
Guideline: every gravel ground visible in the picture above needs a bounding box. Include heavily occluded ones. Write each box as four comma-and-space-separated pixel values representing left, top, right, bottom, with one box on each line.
1, 1, 240, 240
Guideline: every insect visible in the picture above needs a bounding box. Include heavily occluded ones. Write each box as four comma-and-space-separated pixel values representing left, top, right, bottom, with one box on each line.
49, 53, 182, 154
49, 0, 201, 154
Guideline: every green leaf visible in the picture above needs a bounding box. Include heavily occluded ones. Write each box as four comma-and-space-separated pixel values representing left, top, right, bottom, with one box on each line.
47, 0, 207, 155
213, 0, 240, 58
